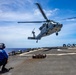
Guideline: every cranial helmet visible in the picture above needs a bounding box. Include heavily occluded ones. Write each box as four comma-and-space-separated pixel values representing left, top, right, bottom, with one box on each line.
0, 43, 5, 49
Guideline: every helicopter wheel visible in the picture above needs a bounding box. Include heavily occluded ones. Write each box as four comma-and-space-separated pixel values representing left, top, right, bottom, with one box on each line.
56, 33, 58, 36
46, 32, 48, 35
36, 40, 38, 43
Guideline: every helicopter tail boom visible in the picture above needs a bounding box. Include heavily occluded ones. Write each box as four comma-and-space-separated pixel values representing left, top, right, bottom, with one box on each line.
28, 37, 35, 39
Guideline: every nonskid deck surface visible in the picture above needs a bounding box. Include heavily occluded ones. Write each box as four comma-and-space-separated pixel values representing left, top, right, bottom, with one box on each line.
1, 47, 76, 75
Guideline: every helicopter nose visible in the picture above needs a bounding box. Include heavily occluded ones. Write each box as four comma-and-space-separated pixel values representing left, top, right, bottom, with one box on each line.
53, 25, 56, 27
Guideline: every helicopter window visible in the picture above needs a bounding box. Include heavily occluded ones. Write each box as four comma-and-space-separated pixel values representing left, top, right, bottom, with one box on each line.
53, 25, 56, 27
42, 23, 46, 27
39, 23, 46, 30
46, 24, 48, 28
43, 24, 45, 26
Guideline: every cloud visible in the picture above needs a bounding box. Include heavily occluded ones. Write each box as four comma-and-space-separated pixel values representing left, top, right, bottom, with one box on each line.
0, 0, 59, 21
0, 12, 34, 21
0, 0, 35, 12
64, 19, 76, 21
0, 4, 60, 47
0, 7, 59, 22
0, 0, 76, 48
34, 8, 59, 19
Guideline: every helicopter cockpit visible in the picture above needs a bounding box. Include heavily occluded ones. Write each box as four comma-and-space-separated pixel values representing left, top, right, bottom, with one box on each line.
39, 23, 47, 30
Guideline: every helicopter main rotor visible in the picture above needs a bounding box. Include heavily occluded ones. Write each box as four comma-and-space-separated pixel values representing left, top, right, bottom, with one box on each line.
62, 17, 76, 20
18, 3, 76, 24
18, 21, 46, 23
18, 3, 50, 23
35, 3, 49, 21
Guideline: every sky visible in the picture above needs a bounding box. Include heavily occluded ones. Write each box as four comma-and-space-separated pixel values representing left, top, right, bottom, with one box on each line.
0, 0, 76, 48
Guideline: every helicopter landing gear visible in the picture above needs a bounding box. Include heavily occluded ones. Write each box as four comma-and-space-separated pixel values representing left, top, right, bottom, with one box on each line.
36, 40, 38, 43
46, 32, 48, 35
56, 32, 58, 36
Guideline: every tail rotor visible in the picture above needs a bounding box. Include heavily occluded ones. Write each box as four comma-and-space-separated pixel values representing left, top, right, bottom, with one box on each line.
32, 28, 35, 38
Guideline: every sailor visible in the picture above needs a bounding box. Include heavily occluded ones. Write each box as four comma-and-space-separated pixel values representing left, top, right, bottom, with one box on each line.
0, 43, 9, 72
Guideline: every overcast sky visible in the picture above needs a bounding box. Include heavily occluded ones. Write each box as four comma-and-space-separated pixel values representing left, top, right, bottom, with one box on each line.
0, 0, 76, 48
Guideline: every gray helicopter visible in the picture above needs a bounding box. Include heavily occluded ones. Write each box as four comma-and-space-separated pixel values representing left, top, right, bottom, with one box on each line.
18, 3, 63, 43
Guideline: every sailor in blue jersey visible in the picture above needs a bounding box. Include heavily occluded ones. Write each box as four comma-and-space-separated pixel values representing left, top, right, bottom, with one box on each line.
0, 43, 9, 72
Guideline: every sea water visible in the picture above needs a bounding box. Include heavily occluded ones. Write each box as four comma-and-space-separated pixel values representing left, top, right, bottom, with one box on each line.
5, 48, 27, 54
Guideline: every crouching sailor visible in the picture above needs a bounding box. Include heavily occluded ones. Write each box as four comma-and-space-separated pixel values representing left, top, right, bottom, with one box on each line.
0, 43, 9, 72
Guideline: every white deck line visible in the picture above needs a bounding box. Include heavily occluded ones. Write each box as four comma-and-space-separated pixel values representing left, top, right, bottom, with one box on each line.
47, 53, 76, 56
19, 52, 76, 57
68, 48, 76, 49
19, 49, 42, 56
19, 48, 76, 56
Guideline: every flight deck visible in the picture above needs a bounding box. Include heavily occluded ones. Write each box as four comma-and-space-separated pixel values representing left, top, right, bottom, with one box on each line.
1, 47, 76, 75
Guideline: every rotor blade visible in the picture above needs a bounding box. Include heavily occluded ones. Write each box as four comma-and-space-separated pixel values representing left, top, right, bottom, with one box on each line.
18, 21, 46, 23
35, 3, 48, 21
62, 17, 76, 20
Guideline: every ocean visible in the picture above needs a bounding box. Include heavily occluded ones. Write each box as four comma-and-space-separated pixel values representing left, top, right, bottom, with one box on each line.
5, 48, 27, 54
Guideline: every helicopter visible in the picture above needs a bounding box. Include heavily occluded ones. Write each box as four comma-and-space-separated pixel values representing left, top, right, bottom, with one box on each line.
18, 3, 63, 43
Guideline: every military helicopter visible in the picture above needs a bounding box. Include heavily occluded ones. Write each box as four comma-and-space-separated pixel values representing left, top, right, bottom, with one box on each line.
18, 3, 63, 43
